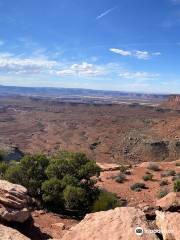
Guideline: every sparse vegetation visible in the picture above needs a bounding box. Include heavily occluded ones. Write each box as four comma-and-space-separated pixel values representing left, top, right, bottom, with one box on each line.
157, 188, 169, 199
0, 150, 5, 161
174, 179, 180, 192
147, 162, 160, 171
0, 162, 8, 179
143, 173, 153, 181
91, 190, 121, 212
175, 162, 180, 166
130, 182, 146, 192
161, 170, 176, 178
119, 164, 130, 174
159, 180, 169, 186
115, 173, 126, 183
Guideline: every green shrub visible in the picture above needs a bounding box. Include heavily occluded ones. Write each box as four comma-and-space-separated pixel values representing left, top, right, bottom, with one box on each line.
3, 151, 102, 213
0, 162, 8, 179
174, 179, 180, 192
147, 162, 160, 171
0, 150, 6, 161
115, 173, 126, 183
159, 180, 169, 186
63, 185, 86, 210
42, 178, 64, 211
143, 174, 153, 181
5, 154, 49, 197
130, 182, 146, 191
91, 190, 120, 212
161, 170, 176, 178
157, 188, 169, 199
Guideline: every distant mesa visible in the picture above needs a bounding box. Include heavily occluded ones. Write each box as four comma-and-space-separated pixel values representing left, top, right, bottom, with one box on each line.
163, 94, 180, 109
168, 94, 180, 104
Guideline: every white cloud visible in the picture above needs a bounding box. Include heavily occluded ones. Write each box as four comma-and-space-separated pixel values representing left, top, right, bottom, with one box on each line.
110, 48, 131, 56
119, 71, 159, 80
134, 50, 150, 59
109, 48, 161, 60
96, 6, 117, 20
52, 62, 106, 77
0, 52, 57, 74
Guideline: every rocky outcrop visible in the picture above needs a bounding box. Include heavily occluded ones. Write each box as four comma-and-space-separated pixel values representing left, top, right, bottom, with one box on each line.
156, 210, 180, 240
162, 94, 180, 109
0, 180, 30, 223
0, 224, 30, 240
168, 95, 180, 104
61, 207, 157, 240
156, 192, 180, 211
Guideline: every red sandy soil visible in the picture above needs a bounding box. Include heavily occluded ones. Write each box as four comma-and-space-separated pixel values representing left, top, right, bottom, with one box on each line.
98, 160, 180, 207
29, 160, 180, 239
31, 210, 78, 239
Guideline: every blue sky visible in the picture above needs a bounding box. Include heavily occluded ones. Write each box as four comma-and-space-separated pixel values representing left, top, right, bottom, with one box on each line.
0, 0, 180, 93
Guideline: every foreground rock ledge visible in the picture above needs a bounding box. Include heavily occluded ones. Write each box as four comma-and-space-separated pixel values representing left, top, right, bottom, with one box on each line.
61, 207, 157, 240
0, 224, 30, 240
0, 180, 30, 223
156, 210, 180, 240
156, 192, 180, 211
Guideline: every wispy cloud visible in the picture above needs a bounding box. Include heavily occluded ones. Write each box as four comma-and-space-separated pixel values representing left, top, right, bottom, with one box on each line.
109, 48, 161, 60
119, 71, 159, 80
171, 0, 180, 5
51, 62, 106, 77
96, 6, 117, 20
0, 52, 57, 74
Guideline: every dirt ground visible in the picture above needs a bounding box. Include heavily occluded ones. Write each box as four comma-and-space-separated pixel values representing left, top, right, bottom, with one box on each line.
0, 96, 180, 164
98, 160, 180, 207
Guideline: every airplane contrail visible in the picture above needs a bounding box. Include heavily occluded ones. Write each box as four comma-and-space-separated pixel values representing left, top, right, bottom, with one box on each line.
96, 6, 117, 20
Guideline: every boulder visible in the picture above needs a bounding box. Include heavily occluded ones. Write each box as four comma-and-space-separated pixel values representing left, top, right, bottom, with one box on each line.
156, 210, 180, 240
97, 163, 119, 172
62, 207, 157, 240
0, 180, 30, 222
156, 192, 180, 210
0, 224, 30, 240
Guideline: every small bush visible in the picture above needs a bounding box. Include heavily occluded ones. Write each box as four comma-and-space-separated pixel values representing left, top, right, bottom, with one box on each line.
0, 150, 6, 161
91, 190, 121, 212
147, 162, 160, 171
115, 173, 126, 183
159, 180, 169, 186
161, 170, 176, 178
157, 188, 169, 199
143, 174, 153, 181
0, 162, 8, 179
119, 165, 131, 174
174, 179, 180, 192
130, 182, 146, 191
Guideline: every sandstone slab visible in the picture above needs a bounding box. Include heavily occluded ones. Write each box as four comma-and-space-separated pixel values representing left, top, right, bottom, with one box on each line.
0, 224, 30, 240
0, 180, 30, 222
156, 210, 180, 240
62, 207, 157, 240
